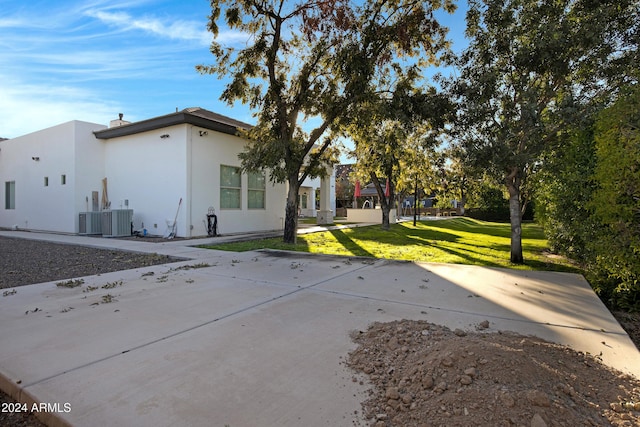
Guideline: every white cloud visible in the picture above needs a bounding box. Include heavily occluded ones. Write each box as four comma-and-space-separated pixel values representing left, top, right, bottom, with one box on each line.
84, 9, 247, 46
0, 75, 121, 138
0, 18, 26, 28
0, 1, 248, 139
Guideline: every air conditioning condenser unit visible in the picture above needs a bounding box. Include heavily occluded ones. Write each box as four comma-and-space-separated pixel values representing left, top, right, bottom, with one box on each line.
79, 212, 102, 235
102, 209, 133, 237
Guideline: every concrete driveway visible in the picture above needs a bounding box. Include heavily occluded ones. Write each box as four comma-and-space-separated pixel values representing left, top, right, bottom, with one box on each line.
1, 231, 638, 427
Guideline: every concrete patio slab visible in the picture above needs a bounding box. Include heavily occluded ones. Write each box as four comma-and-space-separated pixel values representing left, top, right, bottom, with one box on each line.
1, 230, 639, 427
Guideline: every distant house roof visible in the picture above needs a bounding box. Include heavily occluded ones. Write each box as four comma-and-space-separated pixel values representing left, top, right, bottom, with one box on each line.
359, 181, 395, 197
93, 107, 253, 139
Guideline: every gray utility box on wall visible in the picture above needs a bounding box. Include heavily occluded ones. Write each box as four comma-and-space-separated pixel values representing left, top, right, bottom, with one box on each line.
101, 209, 133, 237
79, 212, 103, 235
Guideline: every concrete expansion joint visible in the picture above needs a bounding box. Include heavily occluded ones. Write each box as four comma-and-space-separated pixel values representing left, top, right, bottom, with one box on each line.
16, 271, 365, 390
313, 287, 629, 336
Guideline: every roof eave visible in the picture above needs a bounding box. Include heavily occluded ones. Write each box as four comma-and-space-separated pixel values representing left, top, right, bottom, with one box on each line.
93, 111, 248, 140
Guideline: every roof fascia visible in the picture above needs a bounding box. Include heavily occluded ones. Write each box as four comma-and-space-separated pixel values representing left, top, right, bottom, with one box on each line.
93, 111, 244, 139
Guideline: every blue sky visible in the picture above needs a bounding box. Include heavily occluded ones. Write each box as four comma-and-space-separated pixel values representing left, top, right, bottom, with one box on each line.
1, 0, 468, 141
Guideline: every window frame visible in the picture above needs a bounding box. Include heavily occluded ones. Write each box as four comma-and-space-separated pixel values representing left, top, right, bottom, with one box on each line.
247, 171, 266, 210
5, 181, 15, 210
220, 165, 242, 209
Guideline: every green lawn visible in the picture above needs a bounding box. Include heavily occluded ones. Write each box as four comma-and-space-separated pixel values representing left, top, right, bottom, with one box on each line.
200, 217, 579, 272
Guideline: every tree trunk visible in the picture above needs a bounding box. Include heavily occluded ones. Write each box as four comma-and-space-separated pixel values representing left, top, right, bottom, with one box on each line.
381, 205, 390, 230
371, 173, 392, 230
505, 167, 524, 264
283, 178, 300, 244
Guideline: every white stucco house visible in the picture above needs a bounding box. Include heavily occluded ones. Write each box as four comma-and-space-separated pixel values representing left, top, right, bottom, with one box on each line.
0, 108, 335, 238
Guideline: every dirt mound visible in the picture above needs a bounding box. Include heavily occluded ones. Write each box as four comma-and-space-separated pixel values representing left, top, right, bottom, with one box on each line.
347, 320, 640, 427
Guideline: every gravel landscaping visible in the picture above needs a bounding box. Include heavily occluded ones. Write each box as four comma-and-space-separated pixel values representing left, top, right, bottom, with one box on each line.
0, 236, 180, 289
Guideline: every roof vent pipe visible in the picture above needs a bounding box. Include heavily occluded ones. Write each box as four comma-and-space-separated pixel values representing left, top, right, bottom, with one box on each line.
109, 113, 131, 128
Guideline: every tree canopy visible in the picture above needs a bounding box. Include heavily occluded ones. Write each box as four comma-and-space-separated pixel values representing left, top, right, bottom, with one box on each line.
348, 85, 452, 229
452, 0, 638, 263
198, 0, 455, 243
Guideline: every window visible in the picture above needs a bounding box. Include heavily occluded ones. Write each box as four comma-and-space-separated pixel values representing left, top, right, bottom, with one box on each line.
220, 165, 241, 209
44, 177, 49, 187
5, 181, 15, 209
248, 171, 266, 209
61, 174, 66, 185
301, 194, 308, 209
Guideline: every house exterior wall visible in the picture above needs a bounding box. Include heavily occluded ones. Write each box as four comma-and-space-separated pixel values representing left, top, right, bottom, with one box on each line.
74, 121, 107, 220
189, 126, 285, 236
102, 125, 189, 237
0, 121, 106, 232
101, 124, 286, 238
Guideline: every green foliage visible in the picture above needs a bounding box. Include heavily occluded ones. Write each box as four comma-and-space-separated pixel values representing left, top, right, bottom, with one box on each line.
453, 0, 638, 263
589, 86, 640, 310
468, 184, 506, 211
535, 123, 600, 260
535, 86, 640, 311
461, 179, 508, 221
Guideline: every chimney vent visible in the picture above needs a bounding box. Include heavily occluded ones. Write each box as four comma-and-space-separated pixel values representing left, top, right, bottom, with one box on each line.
110, 113, 131, 128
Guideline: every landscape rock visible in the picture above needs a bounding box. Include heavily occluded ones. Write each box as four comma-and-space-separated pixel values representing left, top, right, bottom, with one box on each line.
526, 389, 551, 407
385, 387, 400, 400
459, 374, 473, 385
477, 320, 490, 330
531, 412, 548, 427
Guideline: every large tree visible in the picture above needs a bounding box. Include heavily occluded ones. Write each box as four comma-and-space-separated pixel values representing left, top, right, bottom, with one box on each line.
349, 89, 451, 229
198, 0, 454, 243
453, 0, 637, 263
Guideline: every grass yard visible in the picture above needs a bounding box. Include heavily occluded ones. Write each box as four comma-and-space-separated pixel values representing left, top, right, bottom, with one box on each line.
200, 217, 579, 272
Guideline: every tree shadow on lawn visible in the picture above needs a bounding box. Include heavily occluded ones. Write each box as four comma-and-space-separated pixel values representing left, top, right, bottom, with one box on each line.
330, 223, 573, 272
426, 243, 507, 268
328, 226, 509, 268
421, 218, 512, 238
424, 217, 546, 240
329, 229, 376, 258
346, 224, 461, 247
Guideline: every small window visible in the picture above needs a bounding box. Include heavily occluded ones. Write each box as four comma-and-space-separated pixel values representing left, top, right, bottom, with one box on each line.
248, 171, 266, 209
220, 165, 241, 209
61, 174, 66, 185
5, 181, 15, 209
44, 177, 49, 187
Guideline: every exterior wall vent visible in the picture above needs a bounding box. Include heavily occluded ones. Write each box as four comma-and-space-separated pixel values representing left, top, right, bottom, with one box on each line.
101, 209, 133, 237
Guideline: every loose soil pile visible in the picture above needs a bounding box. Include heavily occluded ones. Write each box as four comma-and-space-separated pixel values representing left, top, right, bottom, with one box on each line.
347, 320, 640, 427
1, 235, 639, 427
